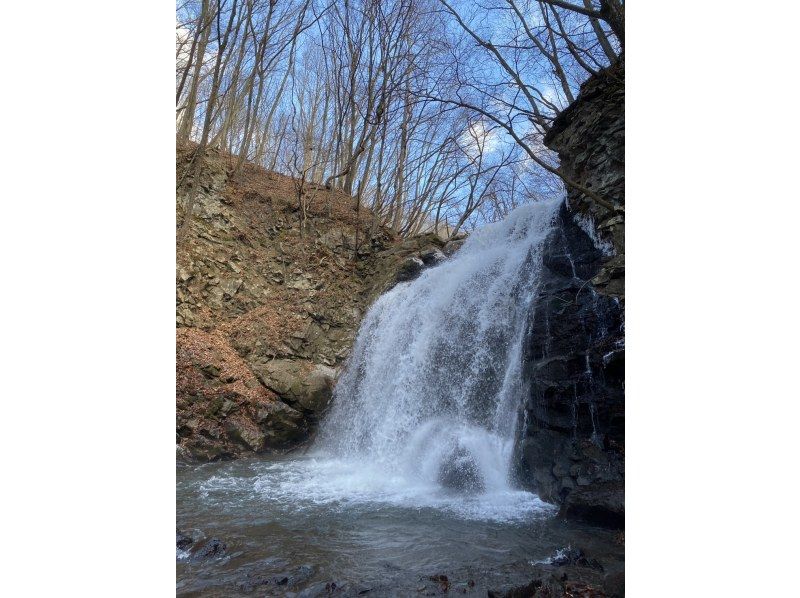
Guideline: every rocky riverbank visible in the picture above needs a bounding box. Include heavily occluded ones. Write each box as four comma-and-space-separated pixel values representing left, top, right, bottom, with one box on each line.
176, 142, 447, 461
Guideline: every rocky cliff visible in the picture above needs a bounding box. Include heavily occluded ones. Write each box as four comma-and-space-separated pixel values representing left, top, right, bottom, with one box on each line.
176, 142, 444, 461
518, 57, 625, 528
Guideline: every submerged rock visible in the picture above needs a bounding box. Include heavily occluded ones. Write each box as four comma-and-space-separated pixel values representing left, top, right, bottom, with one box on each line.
237, 564, 315, 593
489, 573, 609, 598
176, 529, 193, 550
550, 547, 604, 571
437, 446, 485, 494
196, 538, 227, 559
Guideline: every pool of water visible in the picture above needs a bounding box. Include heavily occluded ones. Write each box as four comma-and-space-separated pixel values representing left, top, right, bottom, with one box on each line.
177, 454, 623, 596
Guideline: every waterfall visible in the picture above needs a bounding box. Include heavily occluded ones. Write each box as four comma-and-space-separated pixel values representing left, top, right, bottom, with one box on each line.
302, 199, 561, 518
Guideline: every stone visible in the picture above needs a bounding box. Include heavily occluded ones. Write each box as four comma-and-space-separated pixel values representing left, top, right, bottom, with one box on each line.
176, 529, 193, 550
287, 277, 314, 290
220, 278, 243, 296
237, 564, 315, 593
200, 364, 220, 379
303, 365, 336, 413
253, 360, 335, 415
254, 360, 305, 397
438, 446, 485, 493
196, 538, 227, 558
395, 257, 425, 282
551, 547, 604, 571
185, 438, 231, 461
256, 401, 307, 445
419, 248, 446, 266
225, 417, 266, 452
429, 574, 450, 593
443, 238, 465, 256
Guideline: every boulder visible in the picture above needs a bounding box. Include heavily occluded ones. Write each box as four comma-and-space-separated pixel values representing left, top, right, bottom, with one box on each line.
443, 238, 465, 256
176, 529, 193, 550
419, 248, 446, 266
304, 365, 336, 413
177, 328, 310, 460
195, 538, 227, 559
254, 360, 306, 397
395, 256, 425, 282
438, 446, 485, 493
256, 400, 307, 445
254, 360, 335, 415
225, 417, 266, 452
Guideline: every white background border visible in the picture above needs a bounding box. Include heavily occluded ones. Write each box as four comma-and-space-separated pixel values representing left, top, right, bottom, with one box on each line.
1, 1, 798, 595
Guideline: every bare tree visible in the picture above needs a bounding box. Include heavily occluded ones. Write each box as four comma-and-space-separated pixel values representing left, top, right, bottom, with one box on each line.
178, 0, 239, 241
429, 0, 623, 210
176, 0, 624, 245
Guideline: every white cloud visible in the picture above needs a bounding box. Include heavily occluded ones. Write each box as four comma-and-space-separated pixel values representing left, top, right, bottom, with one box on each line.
460, 120, 500, 160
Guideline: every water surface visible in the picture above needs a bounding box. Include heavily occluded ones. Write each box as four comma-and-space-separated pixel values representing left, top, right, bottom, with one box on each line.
177, 455, 623, 596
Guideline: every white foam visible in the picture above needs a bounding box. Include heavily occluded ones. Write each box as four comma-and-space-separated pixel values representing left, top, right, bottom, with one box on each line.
250, 455, 555, 522
279, 200, 564, 522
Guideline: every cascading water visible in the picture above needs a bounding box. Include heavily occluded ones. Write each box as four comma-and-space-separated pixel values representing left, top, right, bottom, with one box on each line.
262, 198, 562, 521
231, 200, 561, 521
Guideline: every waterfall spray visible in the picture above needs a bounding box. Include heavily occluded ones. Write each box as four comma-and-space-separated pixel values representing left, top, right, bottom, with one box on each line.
310, 199, 561, 511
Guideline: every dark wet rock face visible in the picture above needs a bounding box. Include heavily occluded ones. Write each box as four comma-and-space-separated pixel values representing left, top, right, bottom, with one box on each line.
603, 571, 625, 597
518, 207, 624, 523
560, 483, 625, 529
518, 207, 624, 528
543, 56, 625, 291
518, 58, 624, 528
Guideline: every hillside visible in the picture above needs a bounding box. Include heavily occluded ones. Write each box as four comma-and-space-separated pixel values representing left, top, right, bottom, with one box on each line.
176, 142, 447, 460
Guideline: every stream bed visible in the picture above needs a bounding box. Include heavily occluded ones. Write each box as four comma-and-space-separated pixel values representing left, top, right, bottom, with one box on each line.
177, 454, 624, 596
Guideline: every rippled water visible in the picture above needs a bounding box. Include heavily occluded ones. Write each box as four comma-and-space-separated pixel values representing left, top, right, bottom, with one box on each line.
177, 455, 623, 596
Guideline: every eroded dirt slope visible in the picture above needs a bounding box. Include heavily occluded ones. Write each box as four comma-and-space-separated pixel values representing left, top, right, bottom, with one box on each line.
176, 141, 446, 460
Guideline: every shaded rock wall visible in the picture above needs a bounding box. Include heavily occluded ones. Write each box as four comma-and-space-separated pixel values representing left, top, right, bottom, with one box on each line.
544, 56, 624, 296
518, 58, 625, 527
